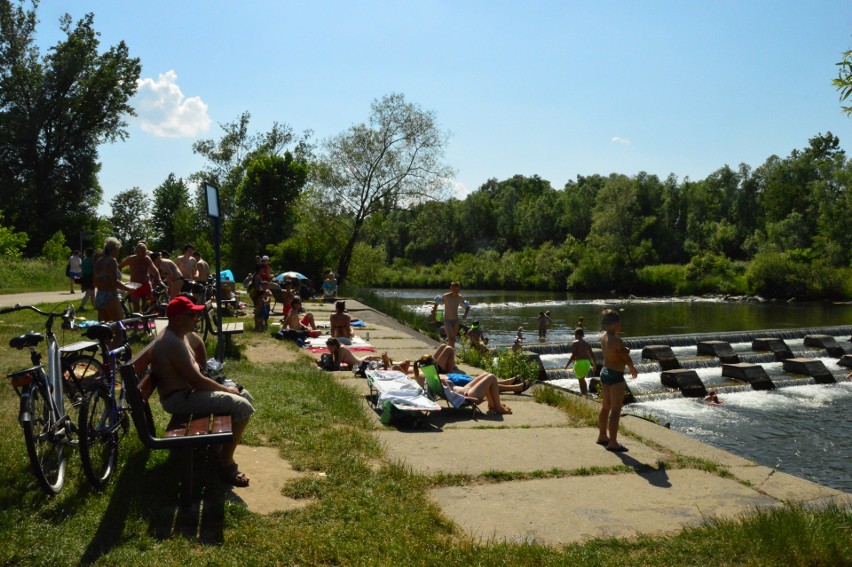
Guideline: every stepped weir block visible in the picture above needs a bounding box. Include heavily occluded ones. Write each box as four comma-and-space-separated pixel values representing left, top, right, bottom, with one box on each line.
660, 368, 707, 397
722, 363, 775, 390
803, 335, 845, 358
641, 345, 681, 370
782, 358, 836, 384
838, 354, 852, 368
751, 337, 793, 361
697, 341, 740, 363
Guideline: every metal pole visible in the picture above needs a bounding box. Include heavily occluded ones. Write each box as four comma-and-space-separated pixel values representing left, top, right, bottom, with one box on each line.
213, 217, 224, 362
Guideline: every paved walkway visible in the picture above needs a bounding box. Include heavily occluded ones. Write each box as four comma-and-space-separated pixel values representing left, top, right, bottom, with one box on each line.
307, 298, 850, 545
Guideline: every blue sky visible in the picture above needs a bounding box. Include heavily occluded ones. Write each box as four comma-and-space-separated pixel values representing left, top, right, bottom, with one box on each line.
34, 1, 852, 213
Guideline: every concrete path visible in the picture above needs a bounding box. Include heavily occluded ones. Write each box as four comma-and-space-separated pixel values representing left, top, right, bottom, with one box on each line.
309, 298, 850, 545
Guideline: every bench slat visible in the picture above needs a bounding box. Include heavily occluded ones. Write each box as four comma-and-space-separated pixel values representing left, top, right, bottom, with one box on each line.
186, 416, 211, 436
211, 415, 232, 434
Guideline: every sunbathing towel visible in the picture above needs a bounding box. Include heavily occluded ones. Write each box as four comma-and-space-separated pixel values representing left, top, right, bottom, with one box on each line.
307, 346, 376, 354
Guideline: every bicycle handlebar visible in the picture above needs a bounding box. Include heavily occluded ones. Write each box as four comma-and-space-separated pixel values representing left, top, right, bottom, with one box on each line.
0, 304, 75, 320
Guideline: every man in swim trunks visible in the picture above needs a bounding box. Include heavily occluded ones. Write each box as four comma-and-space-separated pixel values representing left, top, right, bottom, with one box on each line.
94, 237, 135, 322
440, 282, 469, 348
120, 242, 163, 312
566, 327, 596, 396
597, 309, 637, 452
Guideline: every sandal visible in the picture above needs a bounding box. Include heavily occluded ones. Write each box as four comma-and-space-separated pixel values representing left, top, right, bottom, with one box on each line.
515, 380, 532, 394
488, 404, 512, 415
220, 463, 250, 487
605, 444, 629, 453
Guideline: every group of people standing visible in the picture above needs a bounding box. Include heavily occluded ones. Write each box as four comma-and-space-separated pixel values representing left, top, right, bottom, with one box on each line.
72, 239, 211, 323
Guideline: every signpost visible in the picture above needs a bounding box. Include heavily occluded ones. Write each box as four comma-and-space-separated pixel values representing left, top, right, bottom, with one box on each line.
205, 183, 225, 361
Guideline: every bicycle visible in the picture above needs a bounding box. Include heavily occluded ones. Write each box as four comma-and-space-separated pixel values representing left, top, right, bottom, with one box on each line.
2, 304, 101, 494
77, 320, 133, 489
120, 282, 167, 340
120, 281, 169, 320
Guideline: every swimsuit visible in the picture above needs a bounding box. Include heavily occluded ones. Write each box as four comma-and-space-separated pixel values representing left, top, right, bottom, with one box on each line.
573, 359, 592, 379
95, 290, 119, 310
600, 367, 626, 386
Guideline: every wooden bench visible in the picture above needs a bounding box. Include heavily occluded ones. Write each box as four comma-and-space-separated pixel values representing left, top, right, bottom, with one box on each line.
204, 302, 244, 356
119, 364, 233, 506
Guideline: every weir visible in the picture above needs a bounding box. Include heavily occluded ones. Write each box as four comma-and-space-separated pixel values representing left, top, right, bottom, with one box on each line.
540, 326, 851, 402
525, 325, 852, 354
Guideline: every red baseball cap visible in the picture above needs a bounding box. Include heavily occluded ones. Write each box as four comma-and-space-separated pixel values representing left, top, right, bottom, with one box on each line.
166, 296, 205, 319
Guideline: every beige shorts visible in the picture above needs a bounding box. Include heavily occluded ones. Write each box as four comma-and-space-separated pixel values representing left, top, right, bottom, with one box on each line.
160, 389, 255, 423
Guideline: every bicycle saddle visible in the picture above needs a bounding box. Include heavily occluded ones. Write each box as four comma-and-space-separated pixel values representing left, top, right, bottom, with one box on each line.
9, 332, 44, 349
84, 324, 114, 343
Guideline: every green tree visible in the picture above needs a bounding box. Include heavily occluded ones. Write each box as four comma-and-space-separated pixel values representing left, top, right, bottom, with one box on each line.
109, 187, 151, 255
0, 211, 28, 259
0, 1, 141, 254
41, 230, 70, 263
229, 152, 309, 276
315, 93, 454, 285
833, 46, 852, 115
150, 173, 192, 252
577, 175, 656, 290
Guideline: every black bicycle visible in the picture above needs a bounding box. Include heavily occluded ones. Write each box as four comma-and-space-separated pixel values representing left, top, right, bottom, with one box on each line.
77, 320, 133, 489
2, 304, 101, 494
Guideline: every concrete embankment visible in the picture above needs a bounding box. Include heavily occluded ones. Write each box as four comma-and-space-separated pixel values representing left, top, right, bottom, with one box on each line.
310, 299, 850, 545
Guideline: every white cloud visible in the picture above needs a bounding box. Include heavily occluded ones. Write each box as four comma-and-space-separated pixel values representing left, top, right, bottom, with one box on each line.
134, 70, 211, 138
611, 136, 631, 145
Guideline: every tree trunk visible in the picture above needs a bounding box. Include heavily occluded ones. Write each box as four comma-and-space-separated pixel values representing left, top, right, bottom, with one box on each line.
335, 219, 363, 288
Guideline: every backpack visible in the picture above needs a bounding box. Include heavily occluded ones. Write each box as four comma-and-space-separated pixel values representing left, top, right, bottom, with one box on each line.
243, 272, 254, 289
318, 353, 338, 371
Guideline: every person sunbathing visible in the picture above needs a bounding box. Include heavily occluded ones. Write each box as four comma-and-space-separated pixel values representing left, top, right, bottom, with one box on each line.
412, 355, 514, 414
324, 337, 381, 370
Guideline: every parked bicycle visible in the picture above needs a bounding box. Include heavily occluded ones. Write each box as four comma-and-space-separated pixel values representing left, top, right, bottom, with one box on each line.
2, 304, 102, 494
120, 281, 169, 320
119, 282, 167, 340
77, 319, 134, 489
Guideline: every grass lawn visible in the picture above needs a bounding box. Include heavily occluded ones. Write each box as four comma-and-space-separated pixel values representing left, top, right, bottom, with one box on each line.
0, 306, 848, 566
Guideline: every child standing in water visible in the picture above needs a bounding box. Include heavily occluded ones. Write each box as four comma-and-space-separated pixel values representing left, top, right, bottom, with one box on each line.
565, 327, 595, 396
537, 311, 552, 340
597, 309, 637, 452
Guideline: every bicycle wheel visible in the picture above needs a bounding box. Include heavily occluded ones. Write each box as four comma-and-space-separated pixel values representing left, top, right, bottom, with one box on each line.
63, 354, 103, 402
22, 382, 66, 495
78, 386, 118, 489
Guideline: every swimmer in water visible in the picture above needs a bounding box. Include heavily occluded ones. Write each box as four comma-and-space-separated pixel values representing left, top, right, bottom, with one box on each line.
704, 390, 722, 405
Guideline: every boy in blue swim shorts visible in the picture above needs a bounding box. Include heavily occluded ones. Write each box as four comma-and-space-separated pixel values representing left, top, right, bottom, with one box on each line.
597, 309, 637, 453
565, 327, 596, 395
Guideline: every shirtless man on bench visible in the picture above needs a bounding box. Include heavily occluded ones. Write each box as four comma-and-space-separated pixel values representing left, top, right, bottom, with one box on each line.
151, 296, 255, 487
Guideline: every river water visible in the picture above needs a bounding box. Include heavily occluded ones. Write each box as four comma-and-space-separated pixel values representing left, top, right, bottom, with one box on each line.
372, 289, 852, 493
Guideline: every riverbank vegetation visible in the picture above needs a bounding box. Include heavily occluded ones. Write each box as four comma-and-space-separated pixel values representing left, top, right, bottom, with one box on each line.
346, 132, 852, 300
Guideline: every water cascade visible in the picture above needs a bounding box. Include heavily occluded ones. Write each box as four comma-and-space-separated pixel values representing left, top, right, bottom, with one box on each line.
541, 327, 851, 403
